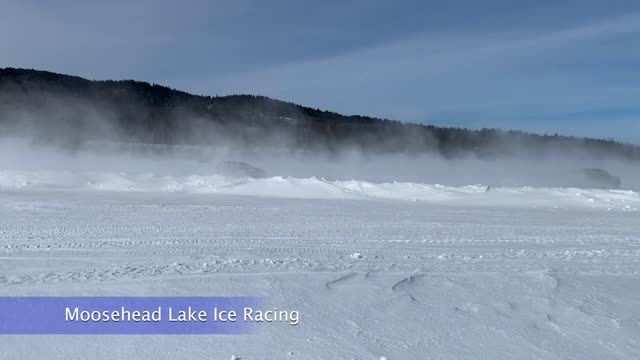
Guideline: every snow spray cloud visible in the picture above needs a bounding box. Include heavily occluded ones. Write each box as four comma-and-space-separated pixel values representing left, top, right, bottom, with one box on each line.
0, 79, 639, 190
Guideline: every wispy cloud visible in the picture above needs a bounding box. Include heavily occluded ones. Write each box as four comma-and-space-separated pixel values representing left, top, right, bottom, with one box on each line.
1, 1, 639, 142
197, 12, 640, 106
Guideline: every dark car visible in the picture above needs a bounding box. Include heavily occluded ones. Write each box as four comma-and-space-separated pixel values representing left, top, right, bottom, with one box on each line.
580, 168, 621, 189
215, 161, 268, 178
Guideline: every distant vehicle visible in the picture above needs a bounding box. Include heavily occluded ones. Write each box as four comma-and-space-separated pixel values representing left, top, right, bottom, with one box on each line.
214, 161, 268, 178
579, 168, 621, 189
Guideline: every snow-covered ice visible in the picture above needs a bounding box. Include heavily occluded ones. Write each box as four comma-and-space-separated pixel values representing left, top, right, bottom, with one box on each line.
0, 171, 639, 359
0, 169, 638, 211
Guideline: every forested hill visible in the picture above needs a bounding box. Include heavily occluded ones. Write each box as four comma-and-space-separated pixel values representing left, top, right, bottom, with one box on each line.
1, 67, 638, 160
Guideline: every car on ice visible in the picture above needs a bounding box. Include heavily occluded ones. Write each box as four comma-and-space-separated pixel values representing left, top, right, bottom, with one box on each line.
214, 161, 268, 178
578, 168, 621, 189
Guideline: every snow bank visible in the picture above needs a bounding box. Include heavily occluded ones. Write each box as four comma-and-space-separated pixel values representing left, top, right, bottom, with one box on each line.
0, 169, 638, 210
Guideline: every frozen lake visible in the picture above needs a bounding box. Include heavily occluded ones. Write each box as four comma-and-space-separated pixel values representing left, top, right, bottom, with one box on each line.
1, 187, 639, 359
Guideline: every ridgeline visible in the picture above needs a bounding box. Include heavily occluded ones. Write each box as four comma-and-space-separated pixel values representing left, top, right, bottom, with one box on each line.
1, 67, 638, 160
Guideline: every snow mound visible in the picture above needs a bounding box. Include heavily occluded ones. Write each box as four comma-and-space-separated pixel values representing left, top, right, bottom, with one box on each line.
0, 169, 638, 210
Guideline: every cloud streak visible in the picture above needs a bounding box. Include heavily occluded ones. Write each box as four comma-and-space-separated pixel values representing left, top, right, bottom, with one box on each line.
1, 0, 639, 143
196, 12, 640, 120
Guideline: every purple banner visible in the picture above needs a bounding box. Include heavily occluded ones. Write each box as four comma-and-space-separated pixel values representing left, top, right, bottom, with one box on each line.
0, 297, 261, 334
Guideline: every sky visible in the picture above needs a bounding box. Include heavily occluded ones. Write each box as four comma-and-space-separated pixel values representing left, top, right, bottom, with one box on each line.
1, 0, 640, 143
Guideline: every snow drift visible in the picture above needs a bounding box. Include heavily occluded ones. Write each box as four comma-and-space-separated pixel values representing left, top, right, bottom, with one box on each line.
0, 169, 637, 211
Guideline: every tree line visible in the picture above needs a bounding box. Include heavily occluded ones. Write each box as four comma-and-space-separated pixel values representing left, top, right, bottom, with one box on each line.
1, 67, 638, 160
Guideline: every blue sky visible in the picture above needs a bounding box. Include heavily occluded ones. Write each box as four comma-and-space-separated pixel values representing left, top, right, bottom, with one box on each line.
2, 0, 640, 143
